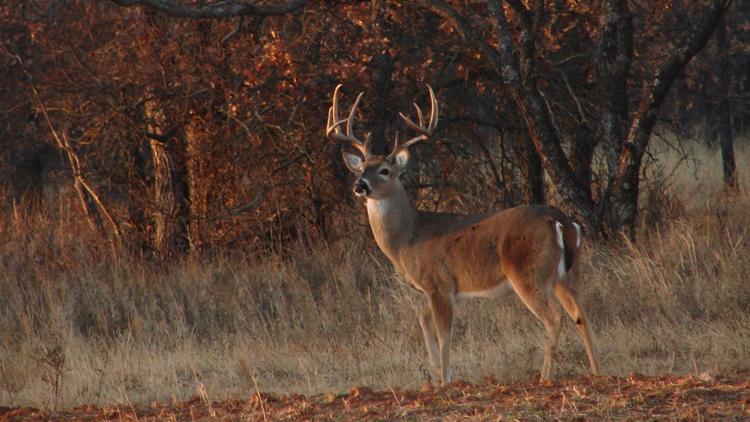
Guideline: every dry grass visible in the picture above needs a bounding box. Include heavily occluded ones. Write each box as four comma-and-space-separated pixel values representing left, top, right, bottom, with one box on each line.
0, 143, 748, 410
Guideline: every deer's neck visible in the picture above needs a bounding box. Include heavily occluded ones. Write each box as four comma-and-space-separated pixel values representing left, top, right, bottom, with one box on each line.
365, 184, 417, 262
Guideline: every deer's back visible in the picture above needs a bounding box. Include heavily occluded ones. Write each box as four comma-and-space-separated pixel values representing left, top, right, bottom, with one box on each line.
397, 205, 576, 295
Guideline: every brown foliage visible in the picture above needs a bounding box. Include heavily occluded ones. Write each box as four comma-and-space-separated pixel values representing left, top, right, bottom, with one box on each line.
0, 1, 748, 255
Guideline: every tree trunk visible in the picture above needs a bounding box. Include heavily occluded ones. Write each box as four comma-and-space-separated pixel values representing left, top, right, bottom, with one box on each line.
145, 100, 190, 256
185, 120, 206, 251
605, 0, 731, 236
367, 0, 395, 156
170, 133, 191, 254
486, 1, 598, 229
596, 0, 633, 237
513, 128, 545, 204
148, 138, 172, 254
715, 16, 739, 192
568, 124, 596, 199
596, 0, 632, 183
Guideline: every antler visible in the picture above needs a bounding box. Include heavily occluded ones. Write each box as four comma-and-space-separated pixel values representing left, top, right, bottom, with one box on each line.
326, 84, 371, 156
392, 84, 439, 155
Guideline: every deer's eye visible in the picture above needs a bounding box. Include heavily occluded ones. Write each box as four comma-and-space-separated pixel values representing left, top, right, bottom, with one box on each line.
379, 168, 390, 176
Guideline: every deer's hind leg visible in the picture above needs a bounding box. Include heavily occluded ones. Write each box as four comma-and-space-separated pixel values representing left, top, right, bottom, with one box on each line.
554, 281, 599, 375
506, 270, 562, 381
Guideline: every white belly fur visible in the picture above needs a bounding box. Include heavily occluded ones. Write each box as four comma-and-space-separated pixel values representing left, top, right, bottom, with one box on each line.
456, 283, 513, 300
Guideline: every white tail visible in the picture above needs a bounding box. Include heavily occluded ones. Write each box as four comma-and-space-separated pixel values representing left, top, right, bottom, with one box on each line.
327, 84, 599, 384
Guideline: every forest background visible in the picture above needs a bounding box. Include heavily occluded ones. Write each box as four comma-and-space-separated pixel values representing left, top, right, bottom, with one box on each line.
0, 0, 748, 411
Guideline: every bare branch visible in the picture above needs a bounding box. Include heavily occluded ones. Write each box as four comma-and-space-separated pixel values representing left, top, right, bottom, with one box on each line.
419, 0, 599, 228
205, 153, 305, 221
486, 1, 598, 223
605, 0, 733, 235
416, 0, 501, 65
0, 41, 121, 240
626, 0, 732, 156
145, 126, 179, 142
110, 0, 307, 18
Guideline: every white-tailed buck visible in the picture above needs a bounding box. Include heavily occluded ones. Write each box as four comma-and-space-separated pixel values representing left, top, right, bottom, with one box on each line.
326, 84, 599, 384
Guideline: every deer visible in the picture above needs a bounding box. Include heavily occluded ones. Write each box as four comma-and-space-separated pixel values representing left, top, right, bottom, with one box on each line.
325, 84, 599, 385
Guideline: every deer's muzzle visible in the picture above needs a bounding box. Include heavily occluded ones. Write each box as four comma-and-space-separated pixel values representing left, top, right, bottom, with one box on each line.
354, 179, 371, 196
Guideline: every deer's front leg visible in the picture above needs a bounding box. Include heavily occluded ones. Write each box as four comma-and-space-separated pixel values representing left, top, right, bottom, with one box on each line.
428, 292, 455, 384
419, 302, 440, 376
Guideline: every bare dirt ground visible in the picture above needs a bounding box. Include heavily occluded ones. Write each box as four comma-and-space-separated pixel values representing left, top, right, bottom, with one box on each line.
2, 372, 748, 421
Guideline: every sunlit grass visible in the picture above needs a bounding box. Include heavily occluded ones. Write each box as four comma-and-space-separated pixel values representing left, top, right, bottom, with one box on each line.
0, 141, 748, 410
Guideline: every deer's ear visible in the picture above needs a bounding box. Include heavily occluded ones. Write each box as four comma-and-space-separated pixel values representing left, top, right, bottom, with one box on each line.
393, 148, 409, 172
342, 151, 363, 174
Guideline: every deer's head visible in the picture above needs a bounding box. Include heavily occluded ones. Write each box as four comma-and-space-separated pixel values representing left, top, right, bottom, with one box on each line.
326, 84, 438, 199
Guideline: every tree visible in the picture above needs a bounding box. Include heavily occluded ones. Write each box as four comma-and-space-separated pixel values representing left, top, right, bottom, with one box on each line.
714, 15, 739, 192
420, 0, 732, 237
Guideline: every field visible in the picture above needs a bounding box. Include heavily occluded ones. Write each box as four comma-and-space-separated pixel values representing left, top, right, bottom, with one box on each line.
1, 142, 749, 419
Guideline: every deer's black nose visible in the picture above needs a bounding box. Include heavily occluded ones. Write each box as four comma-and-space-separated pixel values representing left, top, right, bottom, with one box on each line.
353, 179, 371, 196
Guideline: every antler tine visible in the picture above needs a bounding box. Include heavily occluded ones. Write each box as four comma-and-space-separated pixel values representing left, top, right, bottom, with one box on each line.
396, 84, 439, 150
326, 84, 369, 156
326, 85, 345, 136
413, 102, 425, 128
326, 106, 352, 143
346, 92, 363, 137
331, 83, 342, 124
398, 107, 422, 133
427, 84, 438, 132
